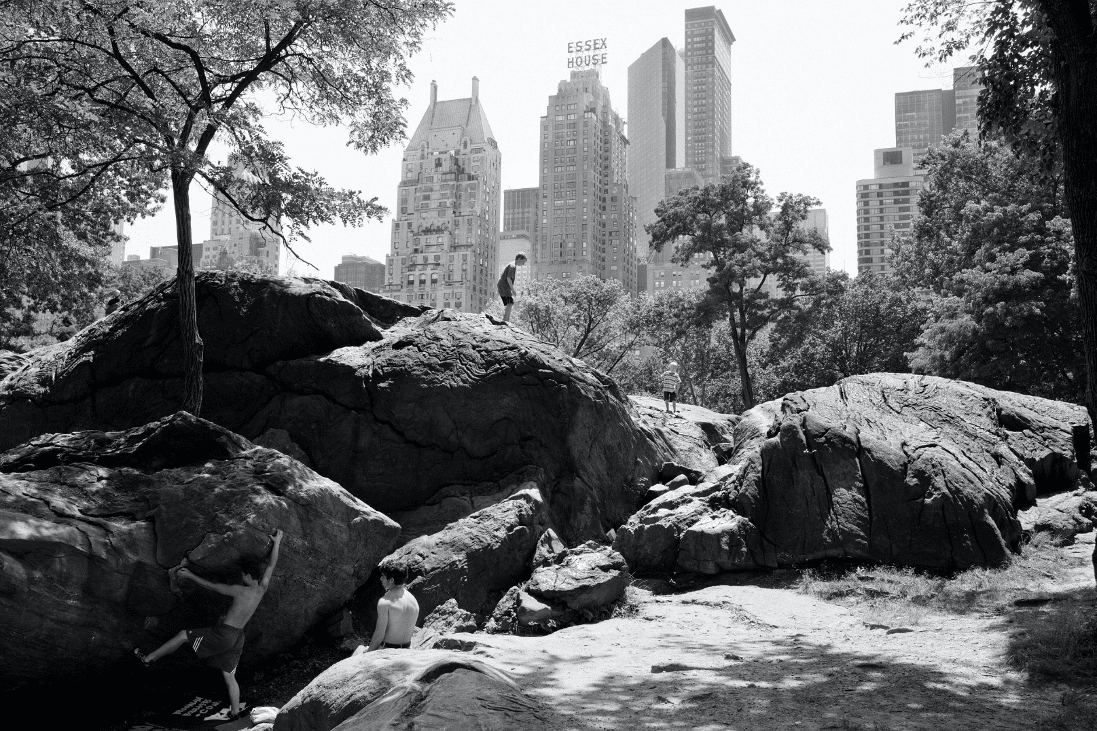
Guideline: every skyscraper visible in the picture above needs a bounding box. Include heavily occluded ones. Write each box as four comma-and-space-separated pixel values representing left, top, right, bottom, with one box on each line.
503, 187, 539, 235
856, 147, 922, 275
536, 69, 638, 294
382, 78, 501, 312
628, 38, 685, 271
859, 66, 980, 275
894, 66, 982, 169
683, 6, 735, 183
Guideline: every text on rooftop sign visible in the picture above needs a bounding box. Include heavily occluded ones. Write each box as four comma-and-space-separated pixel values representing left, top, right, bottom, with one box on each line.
567, 38, 608, 69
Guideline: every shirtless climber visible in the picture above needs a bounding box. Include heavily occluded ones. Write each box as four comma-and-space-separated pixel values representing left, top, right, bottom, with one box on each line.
135, 529, 284, 721
356, 562, 420, 652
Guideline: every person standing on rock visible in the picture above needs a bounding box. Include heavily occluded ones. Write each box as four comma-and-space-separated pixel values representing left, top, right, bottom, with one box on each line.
661, 361, 683, 415
497, 252, 527, 323
362, 563, 420, 651
135, 529, 284, 722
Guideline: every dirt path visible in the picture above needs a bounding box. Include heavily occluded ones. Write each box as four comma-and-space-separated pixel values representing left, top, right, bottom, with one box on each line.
457, 538, 1096, 730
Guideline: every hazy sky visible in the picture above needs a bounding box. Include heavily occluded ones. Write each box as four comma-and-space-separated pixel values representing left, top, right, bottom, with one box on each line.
125, 0, 961, 279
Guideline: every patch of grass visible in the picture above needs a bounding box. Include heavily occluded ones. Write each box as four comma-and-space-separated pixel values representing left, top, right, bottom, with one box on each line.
1008, 607, 1097, 684
797, 532, 1081, 616
1039, 690, 1097, 730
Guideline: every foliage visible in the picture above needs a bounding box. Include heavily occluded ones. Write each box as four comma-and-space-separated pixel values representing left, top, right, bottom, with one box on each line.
765, 271, 926, 395
892, 135, 1083, 401
646, 162, 829, 408
898, 0, 1097, 427
629, 288, 722, 405
0, 0, 453, 413
0, 262, 167, 352
515, 274, 642, 374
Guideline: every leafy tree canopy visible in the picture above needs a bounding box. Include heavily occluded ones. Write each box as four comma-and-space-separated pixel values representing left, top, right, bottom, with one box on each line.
893, 135, 1083, 400
646, 162, 829, 408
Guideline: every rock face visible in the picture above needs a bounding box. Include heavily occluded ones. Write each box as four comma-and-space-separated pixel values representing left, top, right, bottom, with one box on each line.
1018, 489, 1097, 543
631, 395, 739, 476
616, 374, 1096, 573
0, 350, 29, 381
0, 273, 664, 544
0, 413, 400, 681
526, 542, 628, 611
385, 489, 550, 618
274, 650, 562, 731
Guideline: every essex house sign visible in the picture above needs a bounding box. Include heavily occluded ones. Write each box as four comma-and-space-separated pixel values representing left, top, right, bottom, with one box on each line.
567, 38, 608, 69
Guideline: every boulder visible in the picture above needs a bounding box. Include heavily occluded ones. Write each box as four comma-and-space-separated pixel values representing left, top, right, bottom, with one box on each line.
1018, 489, 1097, 544
388, 467, 543, 547
274, 650, 562, 731
526, 541, 628, 611
383, 489, 550, 617
616, 374, 1096, 574
0, 273, 664, 544
0, 412, 400, 682
630, 395, 739, 474
532, 528, 566, 568
421, 598, 478, 635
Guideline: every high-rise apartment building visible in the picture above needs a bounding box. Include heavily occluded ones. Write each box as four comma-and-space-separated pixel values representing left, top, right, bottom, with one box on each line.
536, 69, 638, 294
202, 164, 286, 274
684, 6, 735, 183
503, 187, 539, 236
628, 38, 685, 267
334, 255, 385, 292
382, 78, 501, 312
856, 147, 921, 275
895, 66, 981, 169
859, 66, 979, 275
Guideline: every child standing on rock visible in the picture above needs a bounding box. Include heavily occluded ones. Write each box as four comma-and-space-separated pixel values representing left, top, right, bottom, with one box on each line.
135, 529, 284, 722
661, 361, 682, 415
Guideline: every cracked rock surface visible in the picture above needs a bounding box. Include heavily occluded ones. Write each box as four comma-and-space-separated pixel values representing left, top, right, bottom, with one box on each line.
615, 374, 1095, 574
0, 273, 664, 544
0, 412, 400, 682
274, 649, 563, 731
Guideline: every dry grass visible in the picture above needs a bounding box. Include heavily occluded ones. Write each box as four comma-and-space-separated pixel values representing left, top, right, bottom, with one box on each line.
797, 533, 1078, 616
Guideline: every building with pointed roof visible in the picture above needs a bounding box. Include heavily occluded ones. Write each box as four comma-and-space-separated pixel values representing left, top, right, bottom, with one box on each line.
383, 78, 501, 311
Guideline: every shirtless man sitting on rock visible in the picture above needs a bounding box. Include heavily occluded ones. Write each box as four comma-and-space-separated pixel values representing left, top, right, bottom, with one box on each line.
135, 529, 283, 721
356, 562, 419, 652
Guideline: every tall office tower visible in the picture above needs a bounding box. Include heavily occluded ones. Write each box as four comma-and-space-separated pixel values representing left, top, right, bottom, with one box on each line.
628, 38, 685, 267
683, 6, 735, 183
497, 231, 533, 296
503, 187, 539, 235
383, 78, 501, 312
109, 221, 126, 265
895, 66, 983, 169
334, 254, 385, 293
800, 208, 830, 278
952, 66, 981, 136
855, 147, 922, 275
649, 167, 707, 293
536, 69, 638, 294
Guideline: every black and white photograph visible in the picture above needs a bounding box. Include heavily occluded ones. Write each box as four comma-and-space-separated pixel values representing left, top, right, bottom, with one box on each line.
1, 1, 1096, 729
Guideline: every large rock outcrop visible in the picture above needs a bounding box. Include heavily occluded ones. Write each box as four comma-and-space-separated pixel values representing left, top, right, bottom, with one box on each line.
0, 273, 664, 543
274, 650, 563, 731
0, 413, 400, 681
616, 374, 1095, 573
384, 488, 550, 618
630, 395, 739, 474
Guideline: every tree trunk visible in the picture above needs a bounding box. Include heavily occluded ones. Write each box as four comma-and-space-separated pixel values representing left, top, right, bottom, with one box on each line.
171, 169, 204, 416
725, 285, 754, 409
1042, 1, 1097, 449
